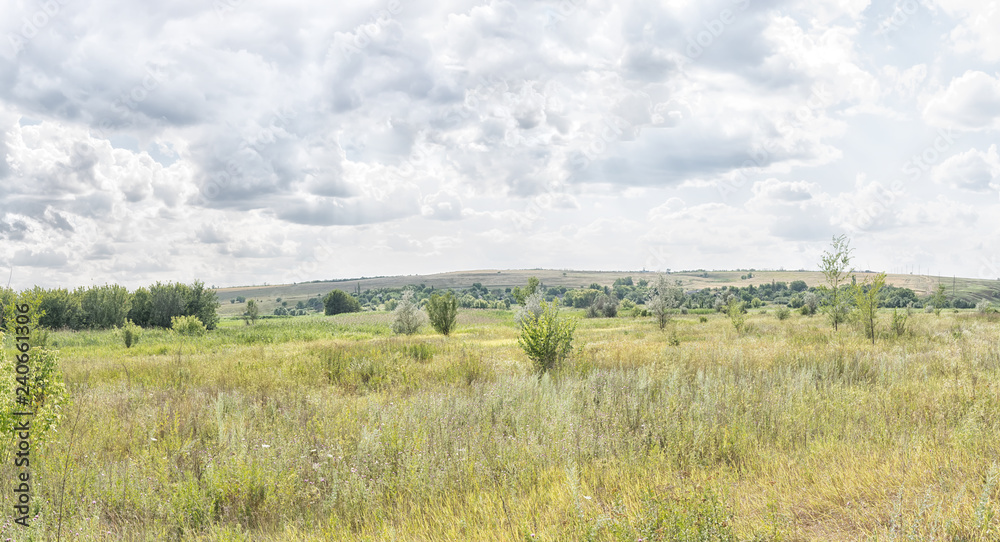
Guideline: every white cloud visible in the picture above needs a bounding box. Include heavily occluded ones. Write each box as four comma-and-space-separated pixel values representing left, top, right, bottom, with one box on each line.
923, 71, 1000, 131
932, 145, 1000, 192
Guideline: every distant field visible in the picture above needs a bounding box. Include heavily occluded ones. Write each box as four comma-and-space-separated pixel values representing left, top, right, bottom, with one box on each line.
214, 269, 1000, 316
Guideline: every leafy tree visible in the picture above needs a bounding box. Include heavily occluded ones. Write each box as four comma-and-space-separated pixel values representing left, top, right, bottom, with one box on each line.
148, 282, 190, 328
930, 284, 947, 316
587, 293, 618, 318
427, 291, 459, 336
79, 284, 132, 329
324, 289, 362, 315
819, 234, 854, 331
391, 291, 425, 335
854, 272, 886, 345
789, 280, 808, 292
128, 287, 153, 327
512, 276, 540, 305
517, 300, 576, 373
514, 291, 546, 328
38, 287, 82, 329
186, 280, 220, 330
647, 275, 684, 330
243, 299, 259, 325
775, 306, 791, 320
727, 296, 747, 333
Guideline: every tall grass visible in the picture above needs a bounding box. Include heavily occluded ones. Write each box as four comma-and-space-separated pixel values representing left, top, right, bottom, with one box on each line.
1, 310, 999, 540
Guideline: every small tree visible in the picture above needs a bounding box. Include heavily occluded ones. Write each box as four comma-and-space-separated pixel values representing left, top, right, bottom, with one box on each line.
727, 296, 747, 333
775, 306, 791, 320
243, 299, 259, 325
512, 277, 541, 305
648, 275, 684, 330
324, 290, 362, 315
930, 284, 947, 316
853, 272, 886, 345
427, 291, 459, 336
392, 291, 425, 335
819, 235, 854, 330
514, 291, 546, 328
517, 300, 576, 373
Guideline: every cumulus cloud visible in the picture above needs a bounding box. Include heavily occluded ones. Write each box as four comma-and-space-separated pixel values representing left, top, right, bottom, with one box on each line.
923, 71, 1000, 130
932, 145, 1000, 192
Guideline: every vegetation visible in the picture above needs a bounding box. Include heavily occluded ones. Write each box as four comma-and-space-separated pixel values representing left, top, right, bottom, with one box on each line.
391, 291, 425, 335
819, 234, 854, 331
118, 319, 142, 348
516, 299, 576, 373
426, 291, 459, 336
324, 289, 362, 315
854, 272, 887, 345
171, 314, 208, 336
242, 299, 259, 325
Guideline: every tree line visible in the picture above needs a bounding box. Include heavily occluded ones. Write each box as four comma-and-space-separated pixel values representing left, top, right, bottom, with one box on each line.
0, 280, 220, 331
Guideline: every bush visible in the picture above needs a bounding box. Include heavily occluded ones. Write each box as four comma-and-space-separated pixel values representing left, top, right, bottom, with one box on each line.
119, 319, 142, 348
427, 291, 459, 336
392, 291, 425, 335
587, 293, 618, 318
518, 300, 576, 373
802, 292, 818, 315
243, 299, 259, 325
514, 291, 546, 328
775, 306, 791, 320
727, 297, 747, 333
891, 308, 908, 337
171, 314, 206, 336
324, 290, 362, 315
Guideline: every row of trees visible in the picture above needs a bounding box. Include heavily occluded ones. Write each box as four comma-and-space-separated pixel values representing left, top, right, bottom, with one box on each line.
0, 280, 220, 331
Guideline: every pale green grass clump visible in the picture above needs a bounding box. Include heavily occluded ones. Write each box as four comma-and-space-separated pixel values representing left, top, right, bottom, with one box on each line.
1, 310, 999, 540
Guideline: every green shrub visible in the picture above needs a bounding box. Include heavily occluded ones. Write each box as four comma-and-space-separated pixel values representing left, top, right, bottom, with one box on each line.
119, 319, 143, 347
426, 291, 459, 336
172, 314, 207, 336
775, 306, 791, 321
517, 300, 576, 373
392, 291, 425, 335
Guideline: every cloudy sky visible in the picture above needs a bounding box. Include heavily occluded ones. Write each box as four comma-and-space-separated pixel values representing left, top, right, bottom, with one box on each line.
1, 0, 999, 289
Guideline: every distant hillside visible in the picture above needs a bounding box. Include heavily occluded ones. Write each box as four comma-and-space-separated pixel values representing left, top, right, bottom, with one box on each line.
213, 269, 1000, 317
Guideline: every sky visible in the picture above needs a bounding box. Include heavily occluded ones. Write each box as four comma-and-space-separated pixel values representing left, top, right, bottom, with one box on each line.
1, 0, 999, 290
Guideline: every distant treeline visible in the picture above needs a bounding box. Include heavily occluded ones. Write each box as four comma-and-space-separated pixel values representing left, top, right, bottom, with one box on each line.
345, 276, 950, 311
0, 281, 220, 331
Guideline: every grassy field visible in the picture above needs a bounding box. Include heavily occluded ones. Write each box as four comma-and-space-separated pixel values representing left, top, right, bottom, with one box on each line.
213, 270, 1000, 317
2, 306, 1000, 541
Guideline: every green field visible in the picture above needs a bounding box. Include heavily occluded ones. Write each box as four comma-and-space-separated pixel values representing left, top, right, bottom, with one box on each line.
3, 304, 1000, 541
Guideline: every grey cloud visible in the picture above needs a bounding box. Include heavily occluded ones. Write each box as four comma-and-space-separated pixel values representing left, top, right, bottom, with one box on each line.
12, 248, 69, 268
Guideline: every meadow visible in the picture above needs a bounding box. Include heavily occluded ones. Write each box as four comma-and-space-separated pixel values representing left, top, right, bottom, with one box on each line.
2, 307, 1000, 541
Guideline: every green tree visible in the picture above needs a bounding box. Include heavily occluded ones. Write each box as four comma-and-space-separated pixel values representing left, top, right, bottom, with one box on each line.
854, 272, 886, 345
426, 291, 459, 336
727, 296, 747, 333
79, 284, 132, 329
185, 280, 220, 330
819, 234, 854, 331
128, 287, 153, 327
930, 284, 947, 316
38, 287, 82, 329
517, 300, 576, 373
512, 276, 540, 305
324, 289, 362, 315
647, 275, 684, 330
243, 299, 259, 325
119, 319, 142, 348
148, 282, 190, 328
789, 280, 808, 292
